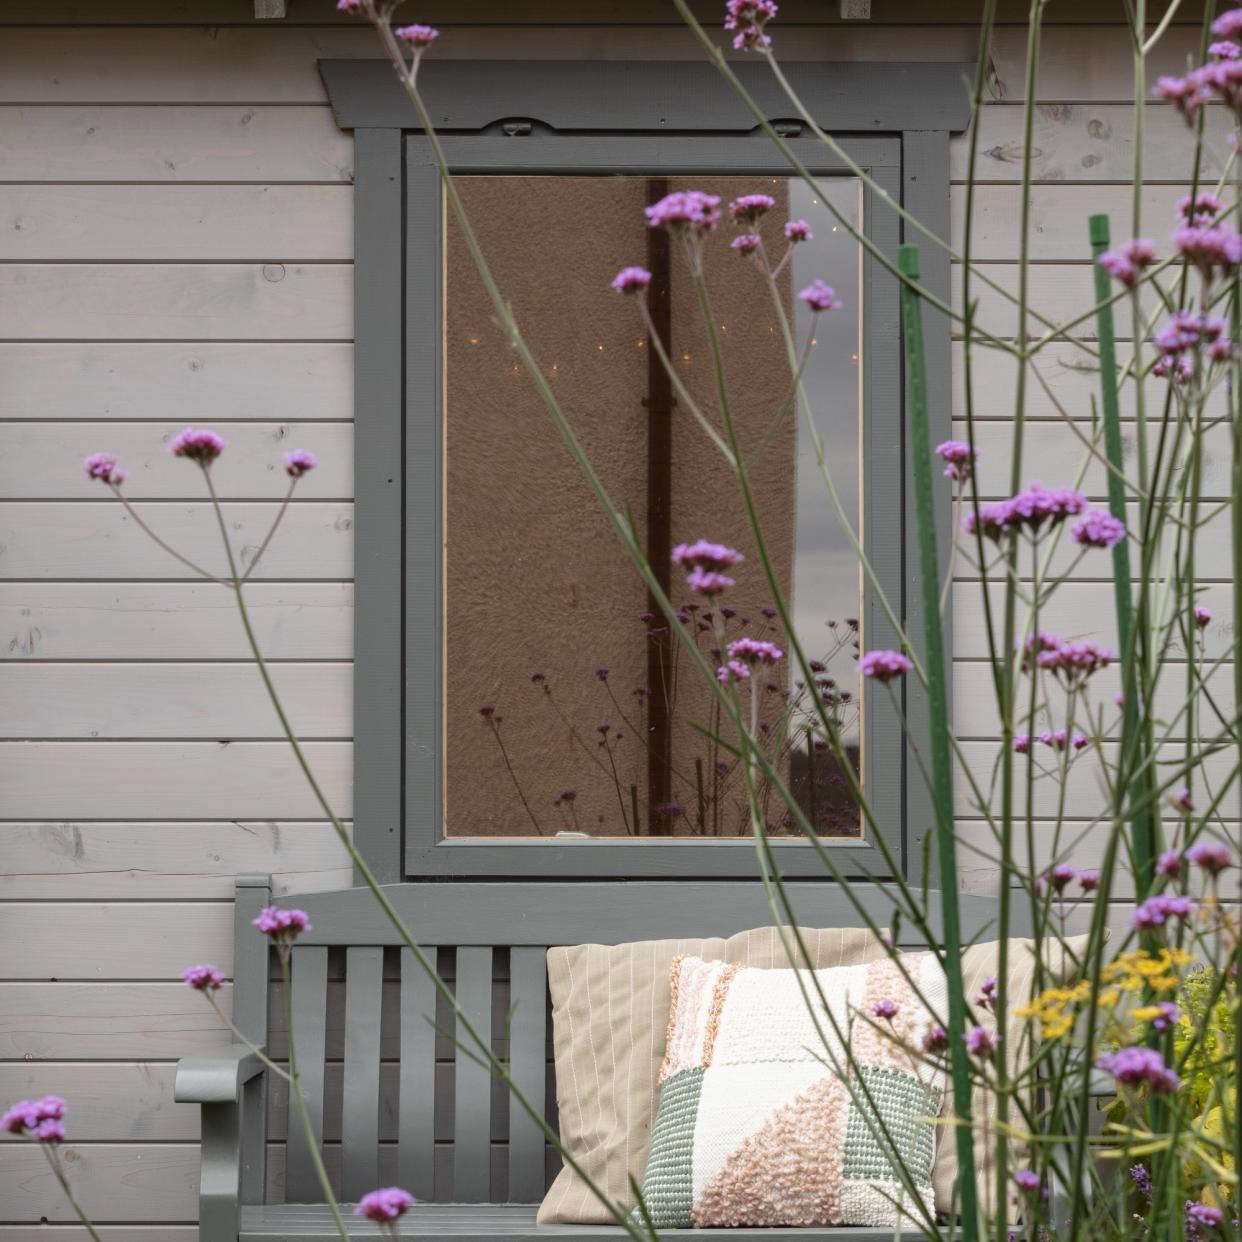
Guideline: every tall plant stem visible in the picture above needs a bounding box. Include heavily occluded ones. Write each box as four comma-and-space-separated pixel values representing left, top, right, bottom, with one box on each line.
898, 244, 979, 1242
279, 951, 351, 1242
40, 1147, 104, 1242
1089, 215, 1156, 898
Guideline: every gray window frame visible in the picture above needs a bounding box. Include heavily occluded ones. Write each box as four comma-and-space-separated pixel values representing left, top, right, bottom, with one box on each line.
321, 58, 970, 885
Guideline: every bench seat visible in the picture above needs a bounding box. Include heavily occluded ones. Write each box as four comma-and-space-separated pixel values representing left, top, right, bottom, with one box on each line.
240, 1204, 931, 1240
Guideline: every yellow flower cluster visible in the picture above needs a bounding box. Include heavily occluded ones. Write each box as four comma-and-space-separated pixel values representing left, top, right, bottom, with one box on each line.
1015, 948, 1194, 1039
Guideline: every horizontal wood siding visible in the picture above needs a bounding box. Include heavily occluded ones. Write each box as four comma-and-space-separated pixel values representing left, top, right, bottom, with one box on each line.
0, 3, 1197, 1230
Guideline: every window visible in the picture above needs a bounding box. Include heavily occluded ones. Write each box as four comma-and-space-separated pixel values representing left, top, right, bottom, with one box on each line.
324, 59, 968, 883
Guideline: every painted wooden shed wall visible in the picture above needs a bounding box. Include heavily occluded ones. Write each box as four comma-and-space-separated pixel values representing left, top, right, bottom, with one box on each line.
0, 1, 1225, 1235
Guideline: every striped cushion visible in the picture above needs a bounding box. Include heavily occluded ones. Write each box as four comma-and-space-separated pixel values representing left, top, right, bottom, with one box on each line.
634, 954, 948, 1229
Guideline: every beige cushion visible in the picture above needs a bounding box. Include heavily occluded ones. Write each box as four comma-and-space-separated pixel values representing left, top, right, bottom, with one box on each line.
932, 934, 1090, 1218
537, 926, 887, 1224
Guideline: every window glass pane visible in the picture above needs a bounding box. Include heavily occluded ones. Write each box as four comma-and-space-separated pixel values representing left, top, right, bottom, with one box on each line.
443, 174, 863, 840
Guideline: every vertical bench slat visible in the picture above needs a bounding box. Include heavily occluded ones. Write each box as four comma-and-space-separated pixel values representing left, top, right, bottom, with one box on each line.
506, 947, 548, 1203
398, 946, 438, 1200
341, 946, 384, 1202
452, 946, 493, 1202
284, 945, 329, 1203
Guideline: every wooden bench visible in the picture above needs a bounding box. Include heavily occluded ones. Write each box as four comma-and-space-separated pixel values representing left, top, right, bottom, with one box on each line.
176, 874, 1006, 1240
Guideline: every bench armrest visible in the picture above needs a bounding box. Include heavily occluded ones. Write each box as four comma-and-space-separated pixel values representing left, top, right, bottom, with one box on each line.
175, 1046, 267, 1104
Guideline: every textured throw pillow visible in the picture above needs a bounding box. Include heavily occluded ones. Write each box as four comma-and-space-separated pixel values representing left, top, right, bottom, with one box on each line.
636, 952, 948, 1229
538, 926, 888, 1224
932, 934, 1090, 1219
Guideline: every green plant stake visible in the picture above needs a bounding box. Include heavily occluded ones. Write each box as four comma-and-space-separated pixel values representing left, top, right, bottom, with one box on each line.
1088, 213, 1156, 899
897, 244, 979, 1242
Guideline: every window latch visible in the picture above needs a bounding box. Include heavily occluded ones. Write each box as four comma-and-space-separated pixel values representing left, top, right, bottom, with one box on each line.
772, 121, 803, 138
502, 121, 533, 137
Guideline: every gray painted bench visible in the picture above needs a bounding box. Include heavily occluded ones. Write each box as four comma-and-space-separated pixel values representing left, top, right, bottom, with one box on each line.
176, 875, 1003, 1241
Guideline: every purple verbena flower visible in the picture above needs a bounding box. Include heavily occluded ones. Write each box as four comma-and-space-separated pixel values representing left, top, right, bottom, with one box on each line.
1210, 39, 1242, 60
1013, 1170, 1041, 1194
1097, 1046, 1179, 1094
169, 426, 226, 465
857, 649, 913, 682
1188, 1202, 1225, 1229
729, 193, 776, 223
251, 905, 312, 943
784, 219, 812, 242
1071, 509, 1127, 549
1175, 787, 1195, 813
1155, 74, 1207, 122
686, 567, 735, 596
798, 280, 843, 312
1130, 893, 1196, 931
611, 266, 652, 294
2, 1096, 66, 1138
922, 1024, 949, 1054
1047, 864, 1077, 893
1013, 734, 1031, 754
717, 659, 751, 684
1212, 8, 1242, 39
645, 190, 722, 235
355, 1187, 417, 1224
1195, 604, 1212, 627
181, 964, 225, 991
1178, 192, 1225, 225
1149, 1001, 1182, 1032
724, 0, 778, 50
1071, 731, 1090, 751
965, 1025, 999, 1059
1039, 728, 1069, 751
1187, 841, 1232, 874
1099, 238, 1157, 288
672, 540, 744, 572
731, 234, 762, 256
394, 24, 438, 47
1158, 849, 1184, 878
1078, 870, 1100, 892
83, 452, 127, 486
935, 439, 978, 483
963, 484, 1088, 540
727, 637, 784, 665
284, 449, 318, 479
33, 1118, 65, 1143
1174, 223, 1242, 281
872, 998, 900, 1021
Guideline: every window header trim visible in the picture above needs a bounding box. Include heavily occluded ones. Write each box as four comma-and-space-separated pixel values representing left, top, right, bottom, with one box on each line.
319, 58, 975, 134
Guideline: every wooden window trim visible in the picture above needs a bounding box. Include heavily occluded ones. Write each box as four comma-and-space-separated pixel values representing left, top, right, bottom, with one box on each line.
321, 58, 971, 884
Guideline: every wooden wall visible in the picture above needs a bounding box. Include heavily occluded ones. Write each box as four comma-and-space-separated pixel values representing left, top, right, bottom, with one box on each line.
0, 0, 1222, 1235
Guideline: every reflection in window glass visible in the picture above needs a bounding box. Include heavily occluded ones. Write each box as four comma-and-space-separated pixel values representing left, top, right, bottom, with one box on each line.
444, 175, 862, 840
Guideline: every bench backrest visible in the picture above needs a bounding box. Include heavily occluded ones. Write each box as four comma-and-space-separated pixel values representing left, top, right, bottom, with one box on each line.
232, 875, 1004, 1207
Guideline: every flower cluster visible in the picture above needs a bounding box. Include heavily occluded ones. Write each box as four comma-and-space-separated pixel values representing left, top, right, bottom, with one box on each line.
857, 649, 913, 683
729, 193, 775, 223
1179, 192, 1226, 226
798, 280, 843, 312
1174, 221, 1242, 283
252, 905, 312, 944
784, 219, 812, 242
356, 1187, 417, 1226
724, 0, 778, 51
1186, 840, 1233, 874
1099, 237, 1156, 288
718, 636, 783, 683
1070, 509, 1127, 549
965, 1025, 999, 1059
394, 24, 438, 48
181, 964, 225, 991
672, 539, 744, 597
611, 266, 652, 294
1023, 634, 1118, 686
2, 1095, 66, 1143
284, 449, 318, 479
1153, 311, 1233, 382
83, 451, 127, 486
1131, 892, 1197, 931
1098, 1046, 1180, 1094
935, 439, 978, 483
645, 190, 722, 235
1157, 10, 1242, 122
963, 484, 1089, 541
169, 426, 226, 465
